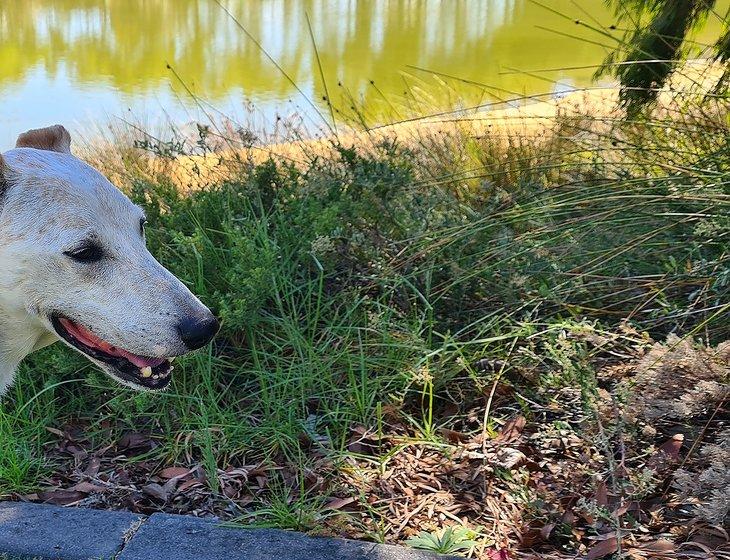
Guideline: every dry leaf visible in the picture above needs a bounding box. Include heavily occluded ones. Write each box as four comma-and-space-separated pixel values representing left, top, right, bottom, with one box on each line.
495, 416, 526, 443
325, 496, 356, 510
595, 481, 608, 508
68, 482, 107, 494
37, 490, 87, 506
440, 428, 470, 444
647, 434, 683, 471
486, 548, 510, 560
585, 536, 619, 559
142, 483, 168, 502
159, 466, 192, 479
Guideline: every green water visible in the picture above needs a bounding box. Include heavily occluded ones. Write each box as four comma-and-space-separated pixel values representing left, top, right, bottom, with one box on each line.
0, 1, 726, 145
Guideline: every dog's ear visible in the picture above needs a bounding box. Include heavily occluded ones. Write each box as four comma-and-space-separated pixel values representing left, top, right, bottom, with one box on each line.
15, 125, 72, 154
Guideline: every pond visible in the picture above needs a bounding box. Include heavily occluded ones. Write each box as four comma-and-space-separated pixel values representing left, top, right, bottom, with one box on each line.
1, 0, 727, 146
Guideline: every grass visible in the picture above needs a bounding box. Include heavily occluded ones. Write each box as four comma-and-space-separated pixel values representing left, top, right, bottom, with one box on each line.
0, 79, 728, 558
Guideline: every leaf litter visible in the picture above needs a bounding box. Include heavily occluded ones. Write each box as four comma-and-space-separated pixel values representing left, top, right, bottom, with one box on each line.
11, 335, 729, 559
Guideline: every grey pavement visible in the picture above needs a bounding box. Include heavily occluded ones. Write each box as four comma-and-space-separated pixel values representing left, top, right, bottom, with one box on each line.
0, 502, 142, 560
0, 502, 458, 560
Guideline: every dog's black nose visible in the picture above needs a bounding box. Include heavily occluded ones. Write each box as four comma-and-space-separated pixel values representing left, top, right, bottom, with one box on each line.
178, 314, 220, 350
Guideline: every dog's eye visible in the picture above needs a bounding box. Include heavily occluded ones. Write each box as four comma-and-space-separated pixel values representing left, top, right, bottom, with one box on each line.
64, 245, 103, 263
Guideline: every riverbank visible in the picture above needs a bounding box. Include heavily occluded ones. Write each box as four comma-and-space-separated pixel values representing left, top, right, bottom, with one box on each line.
96, 60, 726, 191
104, 86, 622, 190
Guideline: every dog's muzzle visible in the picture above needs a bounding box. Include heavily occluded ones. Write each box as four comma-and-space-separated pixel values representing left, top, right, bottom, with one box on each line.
51, 315, 177, 390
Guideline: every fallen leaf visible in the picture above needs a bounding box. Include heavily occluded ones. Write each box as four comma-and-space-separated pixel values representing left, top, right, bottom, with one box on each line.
519, 522, 555, 547
595, 481, 608, 508
117, 432, 153, 453
142, 483, 168, 502
37, 490, 87, 506
486, 548, 510, 560
222, 482, 238, 498
585, 536, 618, 559
647, 434, 683, 470
657, 434, 683, 461
495, 416, 526, 443
17, 493, 39, 502
177, 479, 202, 492
159, 466, 192, 480
685, 524, 729, 550
493, 447, 527, 469
440, 428, 470, 444
68, 482, 107, 494
637, 539, 675, 554
325, 496, 355, 510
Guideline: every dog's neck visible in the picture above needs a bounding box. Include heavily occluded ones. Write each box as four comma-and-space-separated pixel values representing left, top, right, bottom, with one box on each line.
0, 174, 57, 396
0, 298, 57, 396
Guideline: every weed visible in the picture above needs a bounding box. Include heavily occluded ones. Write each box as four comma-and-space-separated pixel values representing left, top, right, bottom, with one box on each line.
407, 526, 479, 555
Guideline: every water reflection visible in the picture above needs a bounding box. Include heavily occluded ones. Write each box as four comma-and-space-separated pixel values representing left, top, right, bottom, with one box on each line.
0, 0, 722, 145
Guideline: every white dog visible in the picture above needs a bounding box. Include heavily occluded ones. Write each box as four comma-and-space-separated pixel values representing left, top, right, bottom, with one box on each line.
0, 125, 219, 394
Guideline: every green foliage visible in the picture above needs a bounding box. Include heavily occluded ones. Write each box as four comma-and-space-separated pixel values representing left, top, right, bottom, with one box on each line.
233, 474, 328, 532
600, 0, 730, 113
406, 526, 478, 554
0, 97, 728, 525
0, 365, 66, 493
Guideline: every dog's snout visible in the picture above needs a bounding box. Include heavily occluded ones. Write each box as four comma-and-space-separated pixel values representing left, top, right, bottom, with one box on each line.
177, 313, 220, 351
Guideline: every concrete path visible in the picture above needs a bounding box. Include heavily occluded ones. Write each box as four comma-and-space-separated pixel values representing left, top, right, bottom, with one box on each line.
0, 502, 457, 560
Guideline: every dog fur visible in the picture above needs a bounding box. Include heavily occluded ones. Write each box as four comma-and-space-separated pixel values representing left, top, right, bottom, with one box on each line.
0, 125, 218, 394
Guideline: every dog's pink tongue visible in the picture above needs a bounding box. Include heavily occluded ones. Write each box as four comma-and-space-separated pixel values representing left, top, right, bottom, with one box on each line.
60, 319, 165, 369
113, 348, 165, 368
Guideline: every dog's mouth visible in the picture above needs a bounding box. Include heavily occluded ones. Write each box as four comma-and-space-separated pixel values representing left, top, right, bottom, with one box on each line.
51, 316, 173, 390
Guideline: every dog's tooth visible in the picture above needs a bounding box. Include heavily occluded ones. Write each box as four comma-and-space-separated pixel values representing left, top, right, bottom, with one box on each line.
141, 366, 152, 378
152, 374, 159, 379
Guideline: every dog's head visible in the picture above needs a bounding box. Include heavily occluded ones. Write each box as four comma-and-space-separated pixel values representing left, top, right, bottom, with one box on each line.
0, 125, 219, 391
